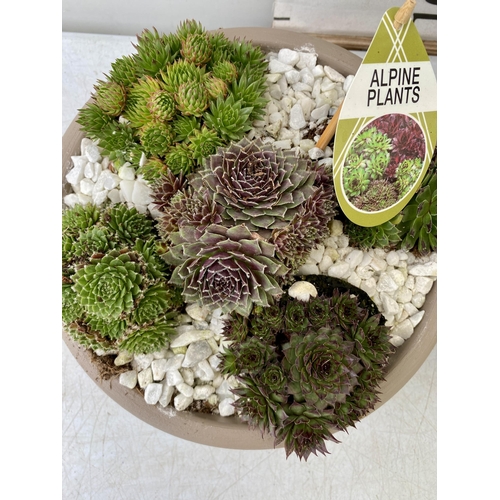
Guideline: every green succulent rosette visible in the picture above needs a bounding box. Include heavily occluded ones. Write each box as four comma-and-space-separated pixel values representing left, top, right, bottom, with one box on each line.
73, 250, 143, 321
62, 203, 184, 355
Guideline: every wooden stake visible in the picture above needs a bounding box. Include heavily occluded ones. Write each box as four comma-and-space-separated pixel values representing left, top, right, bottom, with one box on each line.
393, 0, 417, 30
315, 101, 343, 151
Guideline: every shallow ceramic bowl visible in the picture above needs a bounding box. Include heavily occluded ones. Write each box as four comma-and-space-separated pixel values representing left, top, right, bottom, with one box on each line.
62, 27, 437, 450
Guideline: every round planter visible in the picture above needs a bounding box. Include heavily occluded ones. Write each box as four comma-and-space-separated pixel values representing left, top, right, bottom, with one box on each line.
62, 27, 437, 450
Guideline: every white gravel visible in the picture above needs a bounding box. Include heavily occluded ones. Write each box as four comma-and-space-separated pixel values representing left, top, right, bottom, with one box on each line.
63, 45, 437, 415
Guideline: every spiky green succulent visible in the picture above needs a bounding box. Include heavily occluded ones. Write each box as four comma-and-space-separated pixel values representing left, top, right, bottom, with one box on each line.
186, 126, 224, 164
211, 60, 238, 82
104, 204, 154, 245
180, 32, 212, 66
175, 80, 209, 116
147, 89, 177, 122
132, 28, 179, 77
164, 142, 195, 175
139, 121, 175, 156
62, 203, 183, 355
93, 80, 127, 116
223, 276, 394, 460
344, 216, 402, 250
398, 155, 437, 254
203, 94, 254, 142
77, 20, 269, 179
166, 223, 287, 317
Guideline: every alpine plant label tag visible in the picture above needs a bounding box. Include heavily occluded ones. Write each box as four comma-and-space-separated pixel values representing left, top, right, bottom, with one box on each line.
332, 6, 437, 227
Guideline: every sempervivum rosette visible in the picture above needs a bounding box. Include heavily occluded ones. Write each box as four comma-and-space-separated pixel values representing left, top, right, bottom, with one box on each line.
220, 277, 394, 460
62, 203, 183, 355
198, 138, 317, 234
166, 223, 287, 316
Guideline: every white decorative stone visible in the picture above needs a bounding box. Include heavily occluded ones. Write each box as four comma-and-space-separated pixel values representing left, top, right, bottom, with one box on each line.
176, 382, 194, 398
137, 368, 153, 389
289, 102, 306, 130
185, 304, 211, 322
179, 368, 195, 386
389, 335, 405, 347
159, 384, 175, 407
380, 292, 400, 316
390, 319, 414, 340
296, 51, 317, 69
182, 340, 213, 367
114, 351, 133, 366
134, 353, 154, 371
408, 262, 438, 277
119, 370, 137, 389
151, 358, 168, 381
84, 143, 102, 163
165, 353, 184, 371
166, 369, 184, 387
174, 393, 193, 411
278, 48, 300, 66
170, 329, 214, 348
296, 264, 319, 275
327, 261, 350, 279
198, 359, 215, 379
409, 310, 425, 327
132, 179, 153, 206
414, 276, 434, 295
288, 281, 318, 302
118, 165, 136, 180
218, 397, 235, 417
144, 383, 163, 404
269, 58, 294, 73
194, 385, 216, 400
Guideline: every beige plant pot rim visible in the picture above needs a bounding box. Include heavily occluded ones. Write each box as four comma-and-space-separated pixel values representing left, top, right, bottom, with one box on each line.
62, 27, 437, 451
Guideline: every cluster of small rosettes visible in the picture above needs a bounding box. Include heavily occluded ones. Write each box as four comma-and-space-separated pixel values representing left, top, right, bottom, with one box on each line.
220, 275, 395, 461
77, 19, 269, 178
62, 202, 184, 354
153, 138, 338, 317
343, 147, 437, 256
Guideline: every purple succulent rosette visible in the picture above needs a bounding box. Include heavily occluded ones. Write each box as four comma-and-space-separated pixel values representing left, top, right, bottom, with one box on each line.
166, 223, 287, 316
196, 138, 317, 234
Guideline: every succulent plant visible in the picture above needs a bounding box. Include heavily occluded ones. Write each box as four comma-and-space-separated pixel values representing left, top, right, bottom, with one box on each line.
203, 94, 254, 142
107, 54, 138, 87
132, 28, 179, 77
222, 276, 394, 460
139, 121, 175, 157
164, 143, 195, 175
73, 250, 143, 321
104, 204, 154, 245
62, 203, 184, 355
197, 138, 317, 233
343, 216, 402, 250
77, 20, 269, 183
156, 188, 224, 242
175, 80, 210, 116
92, 80, 127, 116
187, 127, 224, 165
398, 154, 437, 255
222, 336, 276, 376
180, 32, 213, 66
166, 223, 287, 317
137, 156, 168, 182
147, 89, 177, 122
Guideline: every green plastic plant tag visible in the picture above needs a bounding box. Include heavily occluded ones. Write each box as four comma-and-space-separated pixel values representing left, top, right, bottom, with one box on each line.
332, 6, 437, 227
